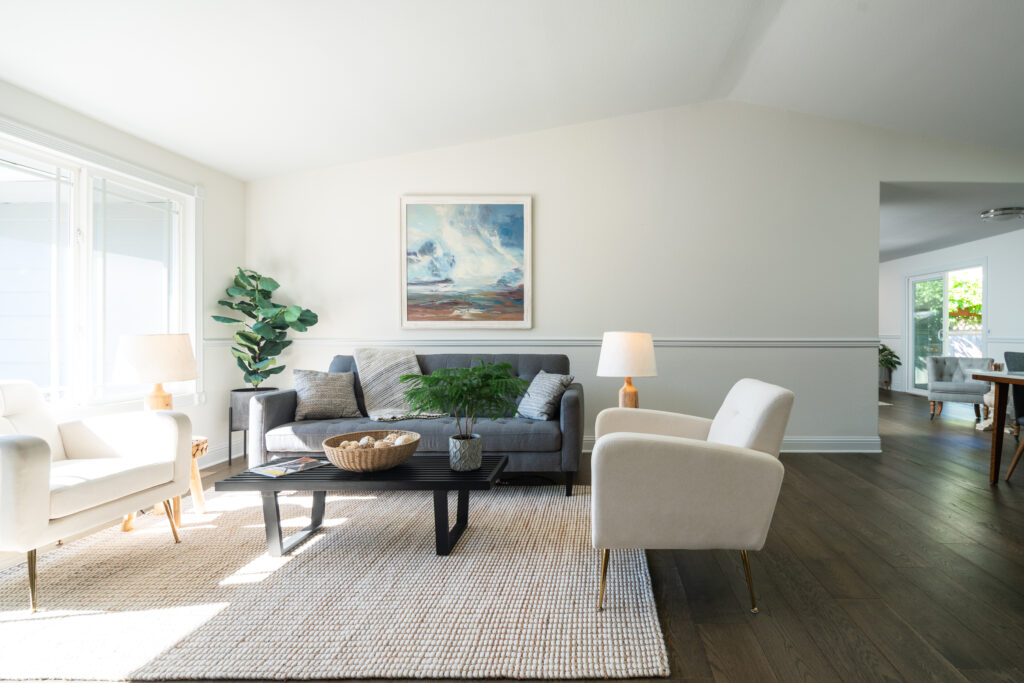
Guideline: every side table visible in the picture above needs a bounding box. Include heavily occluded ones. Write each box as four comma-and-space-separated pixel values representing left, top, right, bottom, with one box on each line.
124, 436, 209, 531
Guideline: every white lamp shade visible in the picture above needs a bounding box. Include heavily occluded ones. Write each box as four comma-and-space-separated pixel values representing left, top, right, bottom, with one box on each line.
596, 331, 657, 378
116, 334, 198, 384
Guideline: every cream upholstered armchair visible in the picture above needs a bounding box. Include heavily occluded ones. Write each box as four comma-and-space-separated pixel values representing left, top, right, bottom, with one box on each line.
0, 380, 192, 611
592, 378, 794, 614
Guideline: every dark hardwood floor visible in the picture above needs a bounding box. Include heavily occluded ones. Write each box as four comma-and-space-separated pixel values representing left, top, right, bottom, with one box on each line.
647, 390, 1024, 683
195, 391, 1024, 683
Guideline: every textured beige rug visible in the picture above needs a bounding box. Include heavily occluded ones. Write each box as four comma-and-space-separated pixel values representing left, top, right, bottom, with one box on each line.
0, 485, 668, 680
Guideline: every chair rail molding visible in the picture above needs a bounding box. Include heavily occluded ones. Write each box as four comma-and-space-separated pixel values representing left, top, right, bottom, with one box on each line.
204, 336, 880, 349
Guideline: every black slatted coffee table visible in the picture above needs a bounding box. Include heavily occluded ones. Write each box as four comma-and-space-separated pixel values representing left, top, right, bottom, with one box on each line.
215, 455, 508, 557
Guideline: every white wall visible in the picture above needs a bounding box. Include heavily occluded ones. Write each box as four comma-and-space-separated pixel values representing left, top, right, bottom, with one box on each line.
879, 228, 1024, 392
247, 100, 1024, 453
0, 79, 247, 464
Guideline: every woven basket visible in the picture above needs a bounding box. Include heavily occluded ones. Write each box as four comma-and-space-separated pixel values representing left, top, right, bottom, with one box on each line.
322, 430, 421, 472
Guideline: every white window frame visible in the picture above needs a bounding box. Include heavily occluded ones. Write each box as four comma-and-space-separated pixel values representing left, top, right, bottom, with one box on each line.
0, 116, 204, 408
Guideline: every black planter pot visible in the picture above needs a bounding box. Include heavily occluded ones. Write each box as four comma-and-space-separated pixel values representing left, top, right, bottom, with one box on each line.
228, 387, 278, 465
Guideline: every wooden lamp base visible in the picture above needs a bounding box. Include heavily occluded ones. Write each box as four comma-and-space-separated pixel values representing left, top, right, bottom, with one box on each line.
618, 377, 639, 408
145, 383, 173, 411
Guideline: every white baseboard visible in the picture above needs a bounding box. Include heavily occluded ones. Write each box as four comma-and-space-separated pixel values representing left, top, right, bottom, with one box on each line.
583, 435, 881, 453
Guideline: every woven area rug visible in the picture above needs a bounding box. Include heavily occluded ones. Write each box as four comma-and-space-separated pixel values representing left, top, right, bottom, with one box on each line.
0, 485, 669, 680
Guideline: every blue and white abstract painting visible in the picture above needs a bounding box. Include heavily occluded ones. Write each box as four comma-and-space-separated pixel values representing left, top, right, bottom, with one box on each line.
401, 197, 531, 328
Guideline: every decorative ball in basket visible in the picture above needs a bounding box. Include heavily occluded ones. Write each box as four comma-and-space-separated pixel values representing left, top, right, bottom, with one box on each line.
322, 430, 420, 472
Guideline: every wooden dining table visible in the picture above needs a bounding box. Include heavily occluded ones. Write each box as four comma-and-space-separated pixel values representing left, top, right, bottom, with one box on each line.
971, 370, 1024, 484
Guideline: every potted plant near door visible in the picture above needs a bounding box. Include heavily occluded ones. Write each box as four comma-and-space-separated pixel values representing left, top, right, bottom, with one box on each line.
401, 360, 530, 471
212, 267, 319, 447
879, 343, 902, 390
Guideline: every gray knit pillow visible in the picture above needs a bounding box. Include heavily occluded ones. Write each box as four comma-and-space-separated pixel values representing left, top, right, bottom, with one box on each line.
293, 370, 361, 420
518, 371, 574, 420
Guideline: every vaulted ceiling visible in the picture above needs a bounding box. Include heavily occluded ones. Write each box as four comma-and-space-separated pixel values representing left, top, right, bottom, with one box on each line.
0, 0, 1021, 179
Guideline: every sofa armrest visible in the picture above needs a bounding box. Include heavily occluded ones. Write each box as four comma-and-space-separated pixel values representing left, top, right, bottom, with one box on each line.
0, 435, 51, 551
591, 432, 784, 551
59, 411, 193, 484
248, 389, 298, 467
595, 407, 712, 440
559, 383, 584, 472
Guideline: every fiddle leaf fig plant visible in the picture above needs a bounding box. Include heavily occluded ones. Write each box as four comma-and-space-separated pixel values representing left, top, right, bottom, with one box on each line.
212, 267, 319, 387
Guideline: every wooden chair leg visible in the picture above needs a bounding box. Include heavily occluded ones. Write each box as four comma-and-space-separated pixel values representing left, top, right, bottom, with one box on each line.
937, 401, 944, 416
741, 550, 759, 614
930, 401, 936, 419
1006, 438, 1024, 482
121, 512, 135, 532
597, 548, 609, 612
984, 405, 991, 421
172, 496, 182, 527
975, 404, 982, 421
27, 549, 37, 612
162, 500, 181, 543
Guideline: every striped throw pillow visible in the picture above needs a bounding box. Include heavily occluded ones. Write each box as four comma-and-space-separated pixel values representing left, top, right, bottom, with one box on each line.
293, 370, 361, 420
518, 371, 574, 420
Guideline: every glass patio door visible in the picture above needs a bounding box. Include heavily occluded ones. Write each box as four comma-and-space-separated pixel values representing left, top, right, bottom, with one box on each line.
908, 265, 985, 393
911, 275, 945, 391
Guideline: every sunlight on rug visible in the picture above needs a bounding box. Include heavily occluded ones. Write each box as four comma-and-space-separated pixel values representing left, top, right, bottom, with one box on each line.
0, 485, 668, 680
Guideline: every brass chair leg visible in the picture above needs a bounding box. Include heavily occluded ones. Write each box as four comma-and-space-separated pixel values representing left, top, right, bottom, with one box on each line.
1006, 438, 1024, 482
597, 548, 609, 612
162, 500, 181, 543
27, 549, 37, 612
741, 550, 759, 614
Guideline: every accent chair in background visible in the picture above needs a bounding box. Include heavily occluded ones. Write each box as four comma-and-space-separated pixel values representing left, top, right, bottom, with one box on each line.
591, 378, 794, 614
926, 356, 993, 420
0, 381, 192, 611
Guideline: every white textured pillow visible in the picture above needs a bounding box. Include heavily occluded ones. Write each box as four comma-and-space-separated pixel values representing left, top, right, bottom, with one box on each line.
518, 371, 574, 420
293, 370, 361, 420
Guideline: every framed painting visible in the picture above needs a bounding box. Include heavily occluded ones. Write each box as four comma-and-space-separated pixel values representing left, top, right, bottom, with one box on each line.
401, 195, 532, 329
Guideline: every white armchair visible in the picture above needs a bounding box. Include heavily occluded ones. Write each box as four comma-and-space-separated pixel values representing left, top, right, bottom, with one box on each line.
592, 378, 794, 614
0, 380, 192, 611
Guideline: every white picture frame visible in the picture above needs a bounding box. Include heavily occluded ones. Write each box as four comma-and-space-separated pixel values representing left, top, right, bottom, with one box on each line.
400, 195, 532, 329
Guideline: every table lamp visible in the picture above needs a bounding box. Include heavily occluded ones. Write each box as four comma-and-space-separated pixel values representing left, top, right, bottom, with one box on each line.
116, 333, 198, 410
596, 331, 657, 408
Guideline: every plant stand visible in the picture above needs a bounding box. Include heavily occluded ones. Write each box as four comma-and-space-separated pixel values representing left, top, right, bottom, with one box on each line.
229, 388, 276, 466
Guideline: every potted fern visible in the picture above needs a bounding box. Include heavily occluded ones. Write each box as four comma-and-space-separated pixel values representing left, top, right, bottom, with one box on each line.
879, 343, 902, 390
401, 360, 529, 471
212, 267, 319, 435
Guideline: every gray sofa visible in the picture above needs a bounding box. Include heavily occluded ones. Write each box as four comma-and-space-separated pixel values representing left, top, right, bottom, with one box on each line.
248, 353, 584, 495
926, 355, 993, 420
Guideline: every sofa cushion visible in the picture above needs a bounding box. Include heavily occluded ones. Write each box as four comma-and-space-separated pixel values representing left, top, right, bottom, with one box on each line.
293, 369, 360, 420
929, 380, 989, 395
518, 371, 574, 420
265, 416, 562, 453
49, 458, 174, 519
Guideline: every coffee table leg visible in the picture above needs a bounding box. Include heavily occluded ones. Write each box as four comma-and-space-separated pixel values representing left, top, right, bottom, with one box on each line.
260, 490, 326, 557
433, 489, 470, 556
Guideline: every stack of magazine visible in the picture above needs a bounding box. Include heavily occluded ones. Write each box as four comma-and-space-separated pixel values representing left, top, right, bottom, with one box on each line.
251, 456, 329, 478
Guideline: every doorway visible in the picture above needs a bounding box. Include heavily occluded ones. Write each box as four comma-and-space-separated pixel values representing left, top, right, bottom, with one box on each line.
909, 265, 985, 394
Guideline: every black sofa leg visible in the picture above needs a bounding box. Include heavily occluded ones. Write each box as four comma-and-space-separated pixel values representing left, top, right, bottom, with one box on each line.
565, 472, 574, 497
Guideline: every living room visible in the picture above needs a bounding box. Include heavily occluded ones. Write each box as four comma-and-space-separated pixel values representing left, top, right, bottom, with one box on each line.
2, 2, 1024, 682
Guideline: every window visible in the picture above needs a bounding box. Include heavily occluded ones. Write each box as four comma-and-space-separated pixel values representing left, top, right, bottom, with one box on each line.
0, 134, 196, 404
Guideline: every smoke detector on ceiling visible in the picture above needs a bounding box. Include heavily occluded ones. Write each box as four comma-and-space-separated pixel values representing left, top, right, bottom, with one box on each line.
979, 207, 1024, 221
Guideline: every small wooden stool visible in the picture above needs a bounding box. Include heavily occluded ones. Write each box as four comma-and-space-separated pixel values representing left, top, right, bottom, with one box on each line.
125, 436, 208, 531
